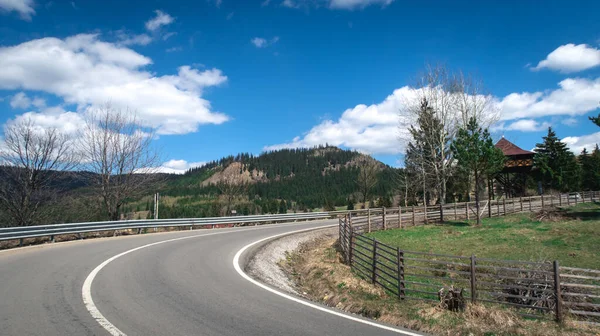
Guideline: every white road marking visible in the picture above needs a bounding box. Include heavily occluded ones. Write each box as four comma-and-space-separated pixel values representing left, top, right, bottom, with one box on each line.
81, 221, 333, 336
233, 227, 425, 336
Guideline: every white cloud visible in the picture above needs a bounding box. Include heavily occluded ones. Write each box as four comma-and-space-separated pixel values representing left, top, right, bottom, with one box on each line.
145, 10, 174, 31
0, 0, 35, 20
562, 131, 600, 154
532, 44, 600, 73
166, 46, 182, 53
0, 34, 229, 135
265, 87, 413, 154
156, 159, 206, 174
561, 117, 578, 126
8, 107, 86, 136
495, 119, 551, 132
251, 36, 279, 48
280, 0, 393, 10
499, 77, 600, 121
10, 91, 30, 109
116, 32, 152, 46
251, 38, 267, 48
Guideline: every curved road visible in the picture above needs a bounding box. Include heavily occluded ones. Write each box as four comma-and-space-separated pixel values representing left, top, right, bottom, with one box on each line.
0, 220, 421, 336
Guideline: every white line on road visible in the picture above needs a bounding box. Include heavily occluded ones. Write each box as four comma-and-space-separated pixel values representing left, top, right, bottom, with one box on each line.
81, 221, 334, 336
233, 227, 425, 336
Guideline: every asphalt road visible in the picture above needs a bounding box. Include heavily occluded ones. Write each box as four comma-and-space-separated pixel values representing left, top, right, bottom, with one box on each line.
0, 220, 422, 336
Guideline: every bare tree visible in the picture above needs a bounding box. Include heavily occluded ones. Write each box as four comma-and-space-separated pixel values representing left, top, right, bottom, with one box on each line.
80, 105, 161, 221
216, 175, 247, 216
399, 65, 499, 205
356, 157, 379, 208
0, 118, 77, 226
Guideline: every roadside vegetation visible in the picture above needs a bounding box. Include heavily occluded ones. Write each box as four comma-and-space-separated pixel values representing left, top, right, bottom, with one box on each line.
283, 235, 596, 336
366, 203, 600, 269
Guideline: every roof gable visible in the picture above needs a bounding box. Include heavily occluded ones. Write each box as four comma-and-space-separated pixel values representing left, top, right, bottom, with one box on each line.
495, 137, 535, 156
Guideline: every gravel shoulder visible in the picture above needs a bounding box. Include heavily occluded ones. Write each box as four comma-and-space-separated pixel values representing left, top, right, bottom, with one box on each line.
246, 227, 337, 294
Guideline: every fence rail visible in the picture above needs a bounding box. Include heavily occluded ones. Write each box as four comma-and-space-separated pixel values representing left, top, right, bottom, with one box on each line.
339, 190, 600, 324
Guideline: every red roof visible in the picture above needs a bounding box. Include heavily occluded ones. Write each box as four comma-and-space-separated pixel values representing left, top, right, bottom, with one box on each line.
495, 137, 535, 156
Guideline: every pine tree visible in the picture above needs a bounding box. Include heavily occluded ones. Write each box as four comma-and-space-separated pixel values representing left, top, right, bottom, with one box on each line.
346, 198, 354, 210
278, 200, 287, 214
580, 146, 600, 190
451, 117, 505, 226
534, 127, 580, 192
590, 113, 600, 127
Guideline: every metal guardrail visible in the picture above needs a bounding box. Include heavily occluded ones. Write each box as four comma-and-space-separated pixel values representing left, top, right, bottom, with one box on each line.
0, 212, 355, 243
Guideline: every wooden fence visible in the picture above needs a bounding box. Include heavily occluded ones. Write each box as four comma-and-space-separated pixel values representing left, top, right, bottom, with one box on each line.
338, 191, 600, 324
347, 190, 599, 234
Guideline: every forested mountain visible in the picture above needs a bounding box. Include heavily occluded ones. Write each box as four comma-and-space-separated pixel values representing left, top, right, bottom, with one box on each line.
157, 146, 398, 218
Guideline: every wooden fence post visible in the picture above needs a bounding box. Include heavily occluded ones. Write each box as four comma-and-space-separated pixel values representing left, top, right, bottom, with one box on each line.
497, 199, 500, 216
424, 203, 428, 224
371, 240, 378, 284
466, 202, 469, 221
529, 196, 533, 211
470, 255, 477, 303
439, 203, 444, 223
566, 194, 570, 206
397, 248, 405, 300
454, 202, 458, 220
559, 193, 562, 206
488, 199, 492, 218
502, 199, 506, 216
542, 195, 545, 208
512, 198, 516, 213
383, 207, 387, 230
551, 193, 554, 207
520, 197, 523, 212
553, 260, 563, 322
348, 227, 354, 266
368, 208, 371, 233
575, 194, 578, 205
398, 206, 402, 229
412, 206, 415, 226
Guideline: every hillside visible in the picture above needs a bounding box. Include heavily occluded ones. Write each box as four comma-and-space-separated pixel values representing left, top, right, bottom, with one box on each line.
154, 146, 398, 218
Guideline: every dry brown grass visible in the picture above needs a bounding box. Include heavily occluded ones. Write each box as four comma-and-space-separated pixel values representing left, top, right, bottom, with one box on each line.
282, 237, 599, 336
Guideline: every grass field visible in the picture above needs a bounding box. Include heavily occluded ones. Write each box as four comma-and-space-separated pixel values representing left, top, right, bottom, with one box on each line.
366, 202, 600, 269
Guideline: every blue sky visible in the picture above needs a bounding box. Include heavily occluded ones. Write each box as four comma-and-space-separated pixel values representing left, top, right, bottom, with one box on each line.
1, 0, 599, 172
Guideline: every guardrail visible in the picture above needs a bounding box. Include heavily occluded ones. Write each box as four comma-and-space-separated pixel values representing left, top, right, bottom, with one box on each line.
0, 211, 358, 245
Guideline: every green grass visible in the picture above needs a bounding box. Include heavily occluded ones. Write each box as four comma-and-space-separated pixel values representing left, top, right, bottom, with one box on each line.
367, 202, 600, 269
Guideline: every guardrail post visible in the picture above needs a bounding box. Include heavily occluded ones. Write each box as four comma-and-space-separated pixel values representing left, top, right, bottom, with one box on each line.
397, 248, 405, 300
371, 240, 377, 284
50, 235, 55, 243
367, 208, 371, 233
470, 255, 477, 303
78, 233, 83, 240
439, 203, 444, 223
553, 260, 563, 322
19, 238, 23, 247
137, 228, 142, 234
398, 206, 402, 229
382, 207, 387, 230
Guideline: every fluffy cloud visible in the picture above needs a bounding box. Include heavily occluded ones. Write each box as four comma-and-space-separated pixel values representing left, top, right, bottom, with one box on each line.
265, 87, 414, 154
145, 10, 174, 31
494, 119, 551, 132
562, 131, 600, 154
7, 107, 86, 136
267, 75, 600, 155
10, 92, 30, 109
499, 77, 600, 121
0, 0, 35, 20
155, 159, 206, 174
251, 36, 279, 48
281, 0, 393, 10
116, 32, 152, 46
0, 34, 229, 135
532, 44, 600, 73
